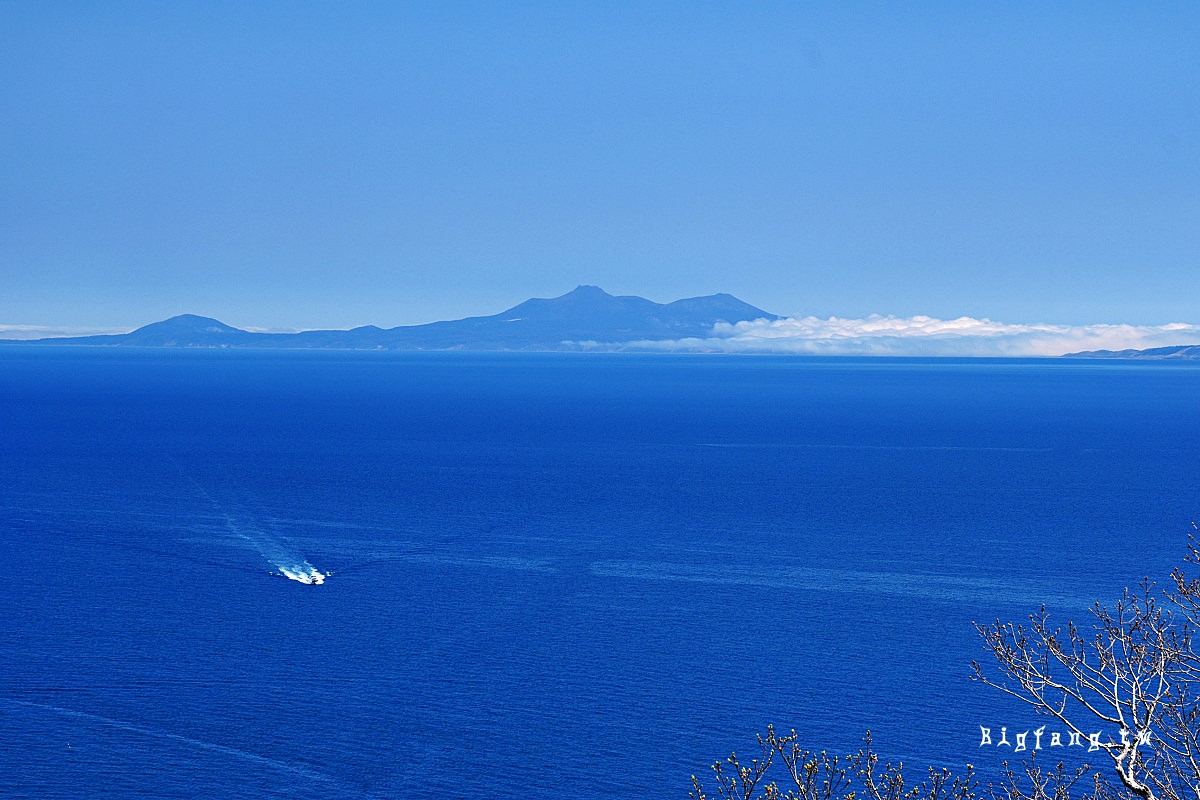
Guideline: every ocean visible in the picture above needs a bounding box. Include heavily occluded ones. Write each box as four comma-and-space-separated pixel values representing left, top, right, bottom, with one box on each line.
2, 349, 1198, 799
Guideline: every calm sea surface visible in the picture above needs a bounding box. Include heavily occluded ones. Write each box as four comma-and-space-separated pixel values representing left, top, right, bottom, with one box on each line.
2, 349, 1199, 799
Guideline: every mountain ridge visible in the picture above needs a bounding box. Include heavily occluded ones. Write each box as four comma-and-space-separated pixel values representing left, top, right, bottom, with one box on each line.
11, 286, 779, 351
1062, 344, 1200, 360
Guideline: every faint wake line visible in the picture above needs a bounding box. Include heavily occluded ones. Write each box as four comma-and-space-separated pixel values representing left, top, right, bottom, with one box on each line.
7, 699, 372, 794
590, 559, 1092, 608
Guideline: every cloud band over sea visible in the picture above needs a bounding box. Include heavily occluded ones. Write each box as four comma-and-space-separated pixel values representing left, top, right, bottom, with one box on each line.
596, 316, 1200, 357
0, 324, 129, 340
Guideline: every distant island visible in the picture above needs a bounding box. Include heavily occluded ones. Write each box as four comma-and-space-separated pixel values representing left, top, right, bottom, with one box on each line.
7, 286, 779, 352
12, 289, 1198, 357
1063, 345, 1200, 360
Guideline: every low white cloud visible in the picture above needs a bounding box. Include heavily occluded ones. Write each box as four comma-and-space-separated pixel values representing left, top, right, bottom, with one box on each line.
617, 315, 1200, 357
0, 324, 129, 340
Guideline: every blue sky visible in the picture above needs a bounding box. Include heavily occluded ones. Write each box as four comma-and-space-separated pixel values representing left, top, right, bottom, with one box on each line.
2, 2, 1198, 336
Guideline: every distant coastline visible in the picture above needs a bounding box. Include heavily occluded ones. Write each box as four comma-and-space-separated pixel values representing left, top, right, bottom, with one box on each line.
1062, 344, 1200, 360
6, 286, 1199, 359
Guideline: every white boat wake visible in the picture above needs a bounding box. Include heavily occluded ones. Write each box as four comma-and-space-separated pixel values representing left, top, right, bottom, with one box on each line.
277, 563, 329, 585
176, 464, 330, 585
234, 522, 330, 585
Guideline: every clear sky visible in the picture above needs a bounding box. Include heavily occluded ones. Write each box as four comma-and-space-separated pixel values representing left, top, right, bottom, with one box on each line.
2, 2, 1198, 333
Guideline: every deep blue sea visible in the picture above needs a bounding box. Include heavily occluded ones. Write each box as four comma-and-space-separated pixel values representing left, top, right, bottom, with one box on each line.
2, 349, 1199, 799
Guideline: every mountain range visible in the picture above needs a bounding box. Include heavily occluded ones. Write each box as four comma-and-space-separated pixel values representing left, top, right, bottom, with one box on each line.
13, 286, 779, 351
1063, 344, 1200, 360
